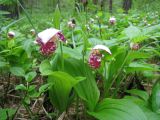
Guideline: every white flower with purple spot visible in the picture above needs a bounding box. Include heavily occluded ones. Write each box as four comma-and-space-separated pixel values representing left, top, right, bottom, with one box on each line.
88, 45, 111, 69
8, 31, 15, 39
35, 28, 66, 56
109, 16, 116, 25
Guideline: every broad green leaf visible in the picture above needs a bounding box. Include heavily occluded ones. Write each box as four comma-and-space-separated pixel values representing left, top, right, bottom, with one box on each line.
126, 51, 150, 64
63, 58, 100, 111
124, 96, 160, 120
39, 60, 53, 76
126, 89, 149, 101
28, 85, 39, 98
48, 71, 83, 113
22, 39, 34, 57
25, 71, 37, 82
0, 108, 16, 120
0, 61, 9, 68
151, 82, 160, 113
62, 46, 82, 59
51, 53, 100, 111
124, 26, 141, 40
143, 24, 160, 34
24, 96, 30, 104
10, 67, 25, 77
105, 47, 127, 95
39, 84, 50, 94
125, 62, 159, 73
89, 98, 147, 120
28, 85, 36, 92
15, 84, 27, 91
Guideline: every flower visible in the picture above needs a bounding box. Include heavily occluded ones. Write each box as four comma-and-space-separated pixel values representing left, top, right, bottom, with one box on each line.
88, 45, 111, 69
8, 31, 15, 39
68, 19, 76, 29
130, 42, 140, 51
35, 28, 66, 55
109, 16, 116, 25
30, 29, 36, 36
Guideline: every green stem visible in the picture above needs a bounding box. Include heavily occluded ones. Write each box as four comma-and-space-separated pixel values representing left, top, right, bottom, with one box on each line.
98, 19, 102, 39
103, 62, 107, 96
72, 30, 76, 48
60, 42, 64, 71
12, 93, 27, 119
85, 4, 88, 24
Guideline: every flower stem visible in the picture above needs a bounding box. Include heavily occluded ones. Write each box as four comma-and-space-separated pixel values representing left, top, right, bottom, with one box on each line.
72, 30, 76, 48
60, 42, 64, 71
98, 19, 102, 39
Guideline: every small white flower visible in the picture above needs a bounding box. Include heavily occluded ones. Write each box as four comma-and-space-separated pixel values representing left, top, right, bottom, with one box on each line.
8, 31, 15, 38
93, 45, 112, 55
109, 16, 116, 24
8, 31, 15, 36
130, 42, 140, 50
30, 29, 36, 35
68, 21, 76, 28
30, 29, 35, 32
37, 28, 60, 44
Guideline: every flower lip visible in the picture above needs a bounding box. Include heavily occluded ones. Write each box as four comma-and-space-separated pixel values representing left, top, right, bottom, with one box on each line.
93, 45, 112, 55
37, 28, 60, 44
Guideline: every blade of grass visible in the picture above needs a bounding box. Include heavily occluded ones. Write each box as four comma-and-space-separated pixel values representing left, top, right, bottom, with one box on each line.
0, 17, 25, 34
17, 0, 37, 33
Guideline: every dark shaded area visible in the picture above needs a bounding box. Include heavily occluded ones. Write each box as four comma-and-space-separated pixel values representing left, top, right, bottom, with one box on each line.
123, 0, 132, 13
0, 1, 24, 19
109, 0, 113, 13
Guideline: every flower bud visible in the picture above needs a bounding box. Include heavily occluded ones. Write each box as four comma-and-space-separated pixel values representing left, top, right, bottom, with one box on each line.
30, 29, 36, 36
68, 19, 76, 29
8, 31, 15, 39
130, 42, 140, 51
109, 16, 116, 25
